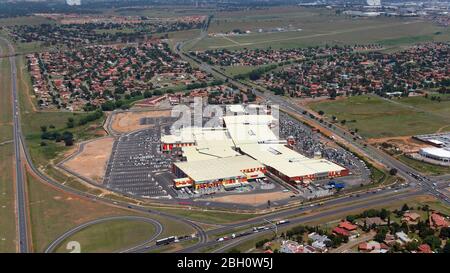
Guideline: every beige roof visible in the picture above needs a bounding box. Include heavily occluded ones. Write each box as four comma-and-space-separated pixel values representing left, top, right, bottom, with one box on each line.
174, 155, 264, 183
181, 145, 240, 162
240, 143, 345, 178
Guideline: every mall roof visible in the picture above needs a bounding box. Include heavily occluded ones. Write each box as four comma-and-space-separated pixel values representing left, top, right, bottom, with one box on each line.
239, 143, 345, 178
174, 155, 264, 183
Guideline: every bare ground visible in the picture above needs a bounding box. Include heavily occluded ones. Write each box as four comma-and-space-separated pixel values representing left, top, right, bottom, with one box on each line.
111, 110, 171, 133
62, 137, 114, 184
203, 191, 292, 206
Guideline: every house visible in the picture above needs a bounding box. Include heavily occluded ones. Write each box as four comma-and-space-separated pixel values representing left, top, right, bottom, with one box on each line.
338, 220, 358, 231
280, 240, 318, 253
417, 244, 432, 253
308, 232, 331, 252
402, 212, 421, 224
357, 217, 387, 227
358, 241, 381, 252
430, 213, 449, 228
332, 227, 350, 237
395, 231, 412, 245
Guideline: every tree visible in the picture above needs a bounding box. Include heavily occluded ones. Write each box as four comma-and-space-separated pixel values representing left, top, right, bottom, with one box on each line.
405, 241, 419, 252
40, 125, 47, 133
389, 168, 398, 176
443, 241, 450, 253
401, 204, 410, 212
439, 227, 450, 239
423, 235, 441, 250
318, 110, 325, 115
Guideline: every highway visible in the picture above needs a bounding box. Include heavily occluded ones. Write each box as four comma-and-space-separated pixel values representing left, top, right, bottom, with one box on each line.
0, 36, 209, 253
174, 29, 450, 208
44, 216, 163, 253
1, 36, 30, 253
1, 14, 448, 253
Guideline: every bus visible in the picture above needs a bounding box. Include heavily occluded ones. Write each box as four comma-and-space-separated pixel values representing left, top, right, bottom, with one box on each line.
156, 236, 176, 246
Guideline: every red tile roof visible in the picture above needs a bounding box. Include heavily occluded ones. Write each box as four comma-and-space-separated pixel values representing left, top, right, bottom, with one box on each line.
332, 227, 350, 237
418, 244, 432, 253
339, 220, 358, 231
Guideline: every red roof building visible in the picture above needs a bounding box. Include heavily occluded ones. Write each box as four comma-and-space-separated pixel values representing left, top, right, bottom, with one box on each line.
430, 213, 449, 228
417, 244, 432, 253
338, 220, 358, 231
332, 227, 350, 237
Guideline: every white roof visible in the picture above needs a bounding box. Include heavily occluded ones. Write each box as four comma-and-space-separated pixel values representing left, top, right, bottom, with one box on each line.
240, 143, 345, 178
174, 155, 264, 182
226, 123, 281, 146
420, 147, 450, 159
161, 127, 229, 145
227, 105, 245, 113
223, 114, 275, 125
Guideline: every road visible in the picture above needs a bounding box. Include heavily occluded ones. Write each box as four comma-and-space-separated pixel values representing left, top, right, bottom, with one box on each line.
175, 30, 450, 207
44, 216, 163, 253
0, 36, 209, 253
2, 15, 448, 254
0, 36, 30, 253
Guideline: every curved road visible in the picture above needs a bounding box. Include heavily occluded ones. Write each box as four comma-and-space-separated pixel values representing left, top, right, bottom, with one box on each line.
44, 216, 163, 253
0, 36, 209, 253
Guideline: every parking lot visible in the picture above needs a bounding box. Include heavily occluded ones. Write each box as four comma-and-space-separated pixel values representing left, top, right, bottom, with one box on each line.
104, 122, 174, 198
278, 112, 370, 185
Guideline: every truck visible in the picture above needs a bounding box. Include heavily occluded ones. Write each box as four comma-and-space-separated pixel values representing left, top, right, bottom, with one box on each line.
276, 220, 290, 225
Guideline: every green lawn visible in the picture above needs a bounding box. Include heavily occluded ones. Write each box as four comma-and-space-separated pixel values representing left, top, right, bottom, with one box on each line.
53, 219, 157, 253
0, 144, 16, 253
397, 155, 450, 176
0, 38, 16, 253
153, 207, 259, 224
309, 95, 450, 139
190, 7, 448, 51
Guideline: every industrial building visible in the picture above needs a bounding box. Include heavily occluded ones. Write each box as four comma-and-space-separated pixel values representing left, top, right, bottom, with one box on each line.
161, 108, 349, 190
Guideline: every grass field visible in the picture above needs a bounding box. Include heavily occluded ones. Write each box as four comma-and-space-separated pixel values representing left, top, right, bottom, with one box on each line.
53, 219, 157, 253
308, 95, 450, 139
0, 39, 16, 253
188, 7, 449, 51
154, 207, 259, 224
26, 167, 196, 252
397, 155, 450, 176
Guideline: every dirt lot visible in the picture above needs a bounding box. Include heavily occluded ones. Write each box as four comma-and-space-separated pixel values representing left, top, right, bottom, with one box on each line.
63, 137, 114, 184
204, 191, 292, 206
368, 136, 429, 153
110, 110, 171, 133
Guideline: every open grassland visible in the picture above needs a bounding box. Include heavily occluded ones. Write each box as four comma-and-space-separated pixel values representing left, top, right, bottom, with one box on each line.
53, 219, 156, 253
0, 16, 52, 27
397, 155, 450, 176
0, 144, 15, 253
153, 207, 259, 224
26, 166, 196, 252
0, 39, 16, 253
189, 7, 448, 51
308, 95, 450, 139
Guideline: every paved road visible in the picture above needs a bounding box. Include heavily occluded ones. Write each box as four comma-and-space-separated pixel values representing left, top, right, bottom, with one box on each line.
44, 216, 163, 253
176, 33, 450, 207
1, 36, 30, 253
0, 36, 209, 253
